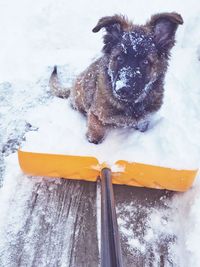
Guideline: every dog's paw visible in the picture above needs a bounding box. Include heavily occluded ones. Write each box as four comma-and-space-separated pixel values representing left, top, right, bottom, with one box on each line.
86, 133, 104, 145
135, 121, 149, 132
88, 138, 102, 145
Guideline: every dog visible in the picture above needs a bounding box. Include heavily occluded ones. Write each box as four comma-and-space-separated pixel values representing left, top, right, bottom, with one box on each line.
50, 13, 183, 144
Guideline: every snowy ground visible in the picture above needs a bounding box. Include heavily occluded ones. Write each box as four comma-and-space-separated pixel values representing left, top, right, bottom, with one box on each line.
1, 0, 200, 266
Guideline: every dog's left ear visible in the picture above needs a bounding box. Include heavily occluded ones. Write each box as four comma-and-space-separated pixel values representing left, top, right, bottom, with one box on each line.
148, 12, 183, 53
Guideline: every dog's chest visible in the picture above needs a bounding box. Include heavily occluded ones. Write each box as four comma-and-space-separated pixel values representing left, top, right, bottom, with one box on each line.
92, 97, 147, 128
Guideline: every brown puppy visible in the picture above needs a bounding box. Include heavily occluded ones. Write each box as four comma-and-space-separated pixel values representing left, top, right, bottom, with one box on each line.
50, 13, 183, 144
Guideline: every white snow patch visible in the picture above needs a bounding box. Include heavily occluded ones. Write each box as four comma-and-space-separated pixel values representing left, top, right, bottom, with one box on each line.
115, 79, 127, 91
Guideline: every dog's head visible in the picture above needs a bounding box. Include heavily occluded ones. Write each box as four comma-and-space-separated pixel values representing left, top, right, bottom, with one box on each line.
93, 13, 183, 103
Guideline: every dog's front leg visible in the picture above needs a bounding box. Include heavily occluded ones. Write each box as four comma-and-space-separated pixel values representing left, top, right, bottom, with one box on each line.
86, 111, 107, 144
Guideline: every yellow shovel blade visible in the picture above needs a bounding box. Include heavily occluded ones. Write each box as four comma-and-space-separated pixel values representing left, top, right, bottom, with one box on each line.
18, 150, 198, 192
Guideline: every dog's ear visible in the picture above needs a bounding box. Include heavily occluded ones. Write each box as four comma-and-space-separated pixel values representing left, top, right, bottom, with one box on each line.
92, 15, 130, 53
148, 12, 183, 54
92, 15, 130, 33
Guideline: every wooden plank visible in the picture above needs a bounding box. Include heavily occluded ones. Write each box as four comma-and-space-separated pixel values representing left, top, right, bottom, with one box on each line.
0, 179, 99, 267
114, 185, 176, 267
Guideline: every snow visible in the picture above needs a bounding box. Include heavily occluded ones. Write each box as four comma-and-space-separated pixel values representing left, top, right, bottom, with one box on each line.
115, 79, 127, 91
1, 0, 200, 266
114, 66, 132, 92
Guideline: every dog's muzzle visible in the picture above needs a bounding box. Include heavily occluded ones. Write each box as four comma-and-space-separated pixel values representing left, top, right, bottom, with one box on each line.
113, 66, 144, 98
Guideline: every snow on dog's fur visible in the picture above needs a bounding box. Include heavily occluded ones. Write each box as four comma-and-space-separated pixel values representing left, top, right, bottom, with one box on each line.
50, 13, 183, 144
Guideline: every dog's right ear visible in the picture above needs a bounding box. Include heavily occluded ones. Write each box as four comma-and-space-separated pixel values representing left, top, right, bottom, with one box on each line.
92, 15, 130, 53
92, 15, 130, 33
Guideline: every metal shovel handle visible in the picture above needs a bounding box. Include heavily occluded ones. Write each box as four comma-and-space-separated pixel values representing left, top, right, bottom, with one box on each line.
100, 168, 123, 267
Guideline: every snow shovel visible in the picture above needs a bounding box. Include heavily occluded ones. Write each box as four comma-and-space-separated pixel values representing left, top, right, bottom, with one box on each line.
18, 150, 197, 192
18, 150, 198, 267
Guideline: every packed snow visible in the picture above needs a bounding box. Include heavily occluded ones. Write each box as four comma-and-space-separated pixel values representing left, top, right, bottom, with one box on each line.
1, 0, 200, 266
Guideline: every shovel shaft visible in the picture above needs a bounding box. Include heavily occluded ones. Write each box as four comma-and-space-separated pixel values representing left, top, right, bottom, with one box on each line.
100, 168, 123, 267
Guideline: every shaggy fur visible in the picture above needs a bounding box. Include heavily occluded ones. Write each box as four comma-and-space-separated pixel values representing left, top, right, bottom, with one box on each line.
50, 13, 183, 144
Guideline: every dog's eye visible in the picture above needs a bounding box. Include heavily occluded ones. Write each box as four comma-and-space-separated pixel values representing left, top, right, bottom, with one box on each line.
116, 55, 124, 64
141, 59, 149, 67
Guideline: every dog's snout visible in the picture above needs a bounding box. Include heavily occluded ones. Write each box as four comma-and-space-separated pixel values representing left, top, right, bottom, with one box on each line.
116, 87, 131, 97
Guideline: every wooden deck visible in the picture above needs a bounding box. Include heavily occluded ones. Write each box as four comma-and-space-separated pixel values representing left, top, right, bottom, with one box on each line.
0, 178, 176, 267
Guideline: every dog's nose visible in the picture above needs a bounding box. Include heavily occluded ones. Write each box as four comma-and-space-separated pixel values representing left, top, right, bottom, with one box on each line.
116, 87, 131, 97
